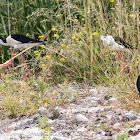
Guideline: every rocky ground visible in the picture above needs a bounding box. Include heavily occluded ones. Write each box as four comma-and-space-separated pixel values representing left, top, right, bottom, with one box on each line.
0, 83, 140, 140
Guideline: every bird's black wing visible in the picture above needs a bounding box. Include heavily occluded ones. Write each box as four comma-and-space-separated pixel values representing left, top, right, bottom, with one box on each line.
11, 34, 42, 43
136, 74, 140, 93
114, 36, 134, 49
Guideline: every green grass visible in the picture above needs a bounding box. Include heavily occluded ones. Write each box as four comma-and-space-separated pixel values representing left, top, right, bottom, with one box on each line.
0, 0, 139, 118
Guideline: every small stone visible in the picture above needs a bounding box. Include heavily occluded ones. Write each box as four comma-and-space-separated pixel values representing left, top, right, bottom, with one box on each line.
91, 97, 101, 101
77, 127, 86, 132
75, 114, 88, 123
68, 82, 79, 90
122, 111, 136, 121
48, 109, 60, 120
108, 98, 117, 103
114, 109, 122, 115
89, 88, 98, 94
38, 107, 47, 115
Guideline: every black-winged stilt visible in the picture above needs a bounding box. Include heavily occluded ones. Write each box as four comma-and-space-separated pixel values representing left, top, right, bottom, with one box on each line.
0, 34, 44, 91
136, 74, 140, 93
101, 34, 133, 70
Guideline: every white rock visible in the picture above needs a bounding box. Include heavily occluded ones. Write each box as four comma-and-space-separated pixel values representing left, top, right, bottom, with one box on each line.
91, 97, 101, 101
89, 88, 98, 94
77, 127, 86, 132
75, 114, 88, 122
38, 107, 47, 115
124, 111, 135, 119
108, 98, 117, 103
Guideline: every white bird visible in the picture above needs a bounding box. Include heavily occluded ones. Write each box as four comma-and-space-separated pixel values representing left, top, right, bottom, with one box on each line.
101, 34, 133, 69
0, 34, 44, 92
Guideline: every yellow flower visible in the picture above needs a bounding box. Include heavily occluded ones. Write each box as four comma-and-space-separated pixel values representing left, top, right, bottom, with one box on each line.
82, 18, 85, 21
26, 33, 29, 37
112, 78, 115, 81
40, 45, 45, 47
112, 52, 116, 55
135, 61, 138, 64
76, 38, 80, 42
72, 35, 76, 39
34, 53, 39, 56
61, 44, 65, 47
60, 58, 65, 62
82, 27, 85, 30
78, 32, 82, 34
44, 103, 47, 108
42, 64, 45, 66
34, 51, 38, 54
92, 32, 98, 36
130, 14, 134, 17
110, 0, 114, 2
46, 55, 50, 59
13, 53, 16, 56
52, 27, 56, 31
74, 19, 78, 22
53, 34, 58, 37
56, 14, 60, 18
38, 35, 43, 38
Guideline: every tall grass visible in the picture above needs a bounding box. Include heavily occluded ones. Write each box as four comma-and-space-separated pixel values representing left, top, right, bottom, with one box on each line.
0, 0, 139, 110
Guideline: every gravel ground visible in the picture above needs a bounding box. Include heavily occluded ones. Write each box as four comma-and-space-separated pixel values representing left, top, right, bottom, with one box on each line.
0, 83, 140, 140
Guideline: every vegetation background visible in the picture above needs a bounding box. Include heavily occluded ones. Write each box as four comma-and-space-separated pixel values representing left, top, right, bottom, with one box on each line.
0, 0, 140, 118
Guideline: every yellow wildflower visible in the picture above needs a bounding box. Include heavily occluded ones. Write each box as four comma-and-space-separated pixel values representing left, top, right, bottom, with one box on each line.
26, 33, 29, 37
34, 53, 39, 56
82, 18, 85, 21
53, 34, 58, 37
135, 61, 138, 64
110, 0, 114, 2
112, 78, 115, 81
78, 32, 82, 34
42, 64, 45, 66
61, 44, 66, 47
92, 32, 98, 36
52, 27, 56, 31
13, 53, 16, 56
34, 51, 38, 54
44, 103, 47, 108
72, 35, 76, 39
76, 38, 80, 42
82, 27, 85, 30
56, 14, 60, 18
38, 35, 43, 38
112, 52, 116, 55
74, 19, 78, 22
40, 45, 45, 47
60, 58, 65, 62
130, 14, 134, 17
46, 55, 50, 59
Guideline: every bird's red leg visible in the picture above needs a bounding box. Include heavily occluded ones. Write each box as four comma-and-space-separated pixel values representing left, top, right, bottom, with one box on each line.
118, 52, 125, 69
21, 51, 27, 82
0, 48, 15, 68
21, 50, 27, 93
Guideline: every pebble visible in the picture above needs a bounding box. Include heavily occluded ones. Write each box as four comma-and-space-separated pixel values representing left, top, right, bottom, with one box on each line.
38, 107, 48, 115
108, 98, 117, 103
75, 114, 88, 123
89, 88, 99, 94
122, 111, 135, 121
91, 97, 101, 101
68, 82, 79, 90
